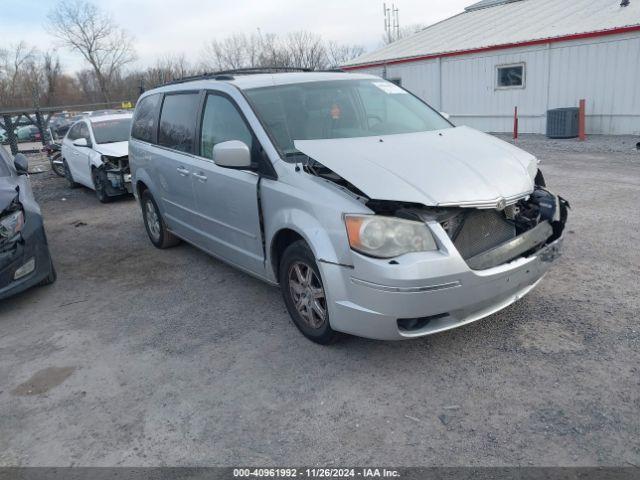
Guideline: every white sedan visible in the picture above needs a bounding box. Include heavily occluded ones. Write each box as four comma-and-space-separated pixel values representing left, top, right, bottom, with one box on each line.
61, 113, 133, 203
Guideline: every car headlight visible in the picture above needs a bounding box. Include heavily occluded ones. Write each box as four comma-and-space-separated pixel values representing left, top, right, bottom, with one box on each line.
0, 209, 25, 239
344, 214, 438, 258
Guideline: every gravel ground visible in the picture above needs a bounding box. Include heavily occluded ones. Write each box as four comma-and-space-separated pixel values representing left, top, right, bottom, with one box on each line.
495, 133, 640, 156
0, 135, 638, 467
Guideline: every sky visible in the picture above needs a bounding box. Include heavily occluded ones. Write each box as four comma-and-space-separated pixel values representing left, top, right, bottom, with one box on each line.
1, 0, 471, 73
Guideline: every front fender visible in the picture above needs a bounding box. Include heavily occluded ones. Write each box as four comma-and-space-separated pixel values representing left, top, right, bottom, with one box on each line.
265, 208, 343, 280
261, 172, 369, 283
89, 151, 103, 170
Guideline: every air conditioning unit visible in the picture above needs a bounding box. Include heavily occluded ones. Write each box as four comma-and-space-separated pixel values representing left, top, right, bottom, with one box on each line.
546, 108, 579, 139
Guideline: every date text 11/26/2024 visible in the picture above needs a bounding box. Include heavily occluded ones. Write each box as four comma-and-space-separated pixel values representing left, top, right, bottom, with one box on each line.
233, 468, 400, 478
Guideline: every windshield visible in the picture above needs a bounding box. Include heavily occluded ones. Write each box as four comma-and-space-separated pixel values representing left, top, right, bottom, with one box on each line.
91, 118, 132, 144
244, 79, 451, 157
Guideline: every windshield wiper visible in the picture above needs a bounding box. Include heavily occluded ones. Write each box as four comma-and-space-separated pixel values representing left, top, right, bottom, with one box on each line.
283, 151, 307, 158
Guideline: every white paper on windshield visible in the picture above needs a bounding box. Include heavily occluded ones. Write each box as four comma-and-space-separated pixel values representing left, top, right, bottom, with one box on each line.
373, 81, 407, 94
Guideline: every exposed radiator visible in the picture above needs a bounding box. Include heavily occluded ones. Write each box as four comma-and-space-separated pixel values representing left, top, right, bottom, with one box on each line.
453, 210, 516, 259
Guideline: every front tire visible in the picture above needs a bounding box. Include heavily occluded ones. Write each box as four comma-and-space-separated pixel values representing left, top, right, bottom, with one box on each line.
140, 190, 180, 249
63, 159, 79, 188
279, 240, 336, 344
91, 168, 112, 203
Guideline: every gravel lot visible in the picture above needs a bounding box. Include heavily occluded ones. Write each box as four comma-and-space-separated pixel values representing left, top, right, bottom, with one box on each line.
1, 135, 639, 467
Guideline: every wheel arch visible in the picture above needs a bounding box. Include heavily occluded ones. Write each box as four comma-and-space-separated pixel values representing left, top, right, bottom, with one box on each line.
136, 179, 150, 198
132, 168, 160, 206
270, 228, 305, 282
266, 209, 347, 284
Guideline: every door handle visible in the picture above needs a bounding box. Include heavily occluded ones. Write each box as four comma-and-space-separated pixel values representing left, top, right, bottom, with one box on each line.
193, 172, 207, 182
176, 166, 190, 177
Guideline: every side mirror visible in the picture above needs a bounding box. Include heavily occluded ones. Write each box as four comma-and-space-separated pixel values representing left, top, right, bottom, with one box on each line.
73, 137, 89, 147
213, 140, 252, 169
440, 112, 451, 120
14, 153, 29, 175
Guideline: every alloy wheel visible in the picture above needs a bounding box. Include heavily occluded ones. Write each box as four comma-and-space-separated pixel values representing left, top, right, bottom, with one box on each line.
50, 154, 65, 177
288, 261, 327, 329
145, 199, 161, 242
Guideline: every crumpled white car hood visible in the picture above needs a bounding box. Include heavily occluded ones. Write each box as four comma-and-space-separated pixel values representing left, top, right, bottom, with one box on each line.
295, 126, 538, 208
94, 141, 128, 158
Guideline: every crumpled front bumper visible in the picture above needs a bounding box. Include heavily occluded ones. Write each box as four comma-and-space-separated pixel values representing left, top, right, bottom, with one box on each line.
320, 233, 564, 341
0, 212, 54, 301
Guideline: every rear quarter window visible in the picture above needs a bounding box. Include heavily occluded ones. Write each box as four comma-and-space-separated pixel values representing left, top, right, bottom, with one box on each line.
132, 94, 162, 143
158, 93, 200, 154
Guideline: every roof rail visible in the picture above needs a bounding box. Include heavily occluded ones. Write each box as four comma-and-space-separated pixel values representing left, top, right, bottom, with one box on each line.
160, 73, 219, 86
158, 66, 347, 87
214, 67, 314, 75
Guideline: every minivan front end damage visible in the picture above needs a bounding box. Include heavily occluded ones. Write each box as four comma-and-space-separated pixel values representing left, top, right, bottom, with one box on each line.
382, 186, 569, 271
97, 155, 132, 196
302, 158, 569, 340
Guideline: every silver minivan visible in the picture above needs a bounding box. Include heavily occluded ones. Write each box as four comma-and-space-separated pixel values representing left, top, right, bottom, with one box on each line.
129, 71, 568, 344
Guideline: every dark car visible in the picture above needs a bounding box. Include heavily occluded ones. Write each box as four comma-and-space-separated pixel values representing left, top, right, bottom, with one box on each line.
53, 115, 85, 140
16, 125, 42, 143
0, 149, 56, 300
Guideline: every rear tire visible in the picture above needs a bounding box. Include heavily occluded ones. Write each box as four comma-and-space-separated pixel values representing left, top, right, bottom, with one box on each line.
279, 240, 337, 344
50, 153, 65, 177
63, 159, 79, 188
140, 189, 180, 249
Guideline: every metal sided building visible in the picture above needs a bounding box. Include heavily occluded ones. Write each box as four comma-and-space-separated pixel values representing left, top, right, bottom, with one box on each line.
343, 0, 640, 135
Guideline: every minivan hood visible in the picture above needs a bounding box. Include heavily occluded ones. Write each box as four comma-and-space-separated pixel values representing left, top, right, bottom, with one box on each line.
94, 141, 128, 158
295, 126, 538, 208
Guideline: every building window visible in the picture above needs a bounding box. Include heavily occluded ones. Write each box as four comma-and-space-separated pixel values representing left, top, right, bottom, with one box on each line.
497, 63, 525, 89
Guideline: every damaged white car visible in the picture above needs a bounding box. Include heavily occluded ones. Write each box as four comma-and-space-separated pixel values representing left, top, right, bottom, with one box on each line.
61, 113, 133, 202
129, 71, 569, 343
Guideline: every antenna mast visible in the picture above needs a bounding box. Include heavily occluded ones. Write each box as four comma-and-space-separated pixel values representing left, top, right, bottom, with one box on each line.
393, 4, 400, 41
383, 3, 400, 43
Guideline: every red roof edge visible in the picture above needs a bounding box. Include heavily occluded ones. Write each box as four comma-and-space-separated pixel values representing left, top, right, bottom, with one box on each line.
343, 25, 640, 70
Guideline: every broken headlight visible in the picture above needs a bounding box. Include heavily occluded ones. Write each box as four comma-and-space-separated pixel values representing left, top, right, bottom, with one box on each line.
344, 214, 437, 258
0, 209, 25, 239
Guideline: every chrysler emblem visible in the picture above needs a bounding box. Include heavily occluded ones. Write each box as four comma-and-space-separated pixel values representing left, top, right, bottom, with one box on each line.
496, 198, 506, 210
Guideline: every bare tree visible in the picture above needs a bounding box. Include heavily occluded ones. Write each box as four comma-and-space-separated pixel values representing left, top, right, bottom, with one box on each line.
201, 33, 273, 71
201, 30, 366, 72
1, 25, 367, 111
255, 33, 289, 68
326, 41, 365, 68
7, 42, 37, 99
76, 69, 101, 102
42, 51, 62, 106
206, 34, 252, 71
0, 42, 39, 108
284, 31, 327, 70
46, 0, 136, 102
143, 54, 194, 87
